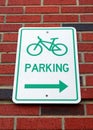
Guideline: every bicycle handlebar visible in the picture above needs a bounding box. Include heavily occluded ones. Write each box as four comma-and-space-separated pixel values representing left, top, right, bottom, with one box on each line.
50, 37, 58, 40
37, 36, 41, 40
38, 36, 58, 41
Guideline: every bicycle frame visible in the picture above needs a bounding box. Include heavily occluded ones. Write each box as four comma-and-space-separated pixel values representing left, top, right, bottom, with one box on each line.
34, 36, 58, 51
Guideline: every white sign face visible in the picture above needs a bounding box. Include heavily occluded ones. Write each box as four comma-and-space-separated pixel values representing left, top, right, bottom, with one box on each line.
12, 27, 81, 104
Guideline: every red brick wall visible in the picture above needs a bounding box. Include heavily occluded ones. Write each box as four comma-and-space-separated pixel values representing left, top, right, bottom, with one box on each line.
0, 0, 93, 129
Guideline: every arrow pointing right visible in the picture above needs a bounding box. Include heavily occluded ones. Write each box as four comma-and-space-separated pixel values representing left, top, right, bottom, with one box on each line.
59, 80, 68, 92
25, 80, 68, 93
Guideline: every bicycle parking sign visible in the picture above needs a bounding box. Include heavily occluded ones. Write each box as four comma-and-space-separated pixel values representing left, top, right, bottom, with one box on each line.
12, 27, 81, 104
27, 36, 68, 56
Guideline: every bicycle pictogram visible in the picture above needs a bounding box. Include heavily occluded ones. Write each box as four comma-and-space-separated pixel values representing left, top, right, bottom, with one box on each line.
26, 36, 68, 56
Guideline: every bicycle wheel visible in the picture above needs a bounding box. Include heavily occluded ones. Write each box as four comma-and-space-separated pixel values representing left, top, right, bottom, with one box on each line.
52, 43, 68, 56
26, 43, 42, 56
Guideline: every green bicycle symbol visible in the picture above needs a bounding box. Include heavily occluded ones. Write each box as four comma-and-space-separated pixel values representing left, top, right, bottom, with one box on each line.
26, 36, 68, 56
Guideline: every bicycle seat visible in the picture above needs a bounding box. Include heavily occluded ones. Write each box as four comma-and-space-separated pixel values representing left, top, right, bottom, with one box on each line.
50, 37, 58, 40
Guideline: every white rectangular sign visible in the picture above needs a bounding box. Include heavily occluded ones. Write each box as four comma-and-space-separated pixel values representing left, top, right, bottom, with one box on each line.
12, 27, 81, 104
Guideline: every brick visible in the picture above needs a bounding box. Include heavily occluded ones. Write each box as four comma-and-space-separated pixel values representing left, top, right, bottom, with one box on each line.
44, 0, 76, 5
79, 0, 93, 5
77, 32, 80, 41
80, 76, 83, 86
41, 104, 84, 115
0, 24, 21, 32
0, 16, 4, 23
25, 24, 60, 27
79, 64, 93, 74
86, 104, 93, 115
0, 76, 13, 86
0, 104, 39, 116
8, 0, 40, 5
0, 118, 14, 130
78, 53, 82, 62
0, 89, 12, 100
6, 15, 41, 23
0, 44, 17, 52
44, 15, 78, 22
81, 15, 93, 22
81, 33, 93, 41
63, 24, 93, 31
62, 6, 93, 13
0, 0, 5, 6
78, 43, 93, 51
65, 118, 93, 130
3, 34, 18, 42
1, 54, 16, 63
0, 7, 23, 14
0, 65, 15, 74
17, 118, 61, 130
85, 53, 93, 62
86, 76, 93, 86
26, 6, 59, 14
81, 88, 93, 100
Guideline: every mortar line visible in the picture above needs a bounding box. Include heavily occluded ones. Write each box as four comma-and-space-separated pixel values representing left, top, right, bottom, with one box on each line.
59, 5, 61, 14
1, 33, 3, 42
39, 105, 41, 116
62, 117, 65, 130
80, 52, 84, 63
83, 75, 86, 87
41, 14, 44, 24
78, 15, 81, 23
0, 115, 93, 118
84, 103, 87, 116
41, 0, 44, 6
76, 0, 79, 6
5, 0, 8, 6
14, 117, 17, 130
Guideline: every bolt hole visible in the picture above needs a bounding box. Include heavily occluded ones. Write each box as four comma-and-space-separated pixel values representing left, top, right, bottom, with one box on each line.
46, 94, 48, 97
46, 31, 49, 33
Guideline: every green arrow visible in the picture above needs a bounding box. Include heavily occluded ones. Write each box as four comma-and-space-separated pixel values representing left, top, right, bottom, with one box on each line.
24, 80, 68, 92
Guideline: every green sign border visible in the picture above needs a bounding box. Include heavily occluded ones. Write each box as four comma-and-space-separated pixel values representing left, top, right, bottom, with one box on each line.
14, 27, 80, 103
